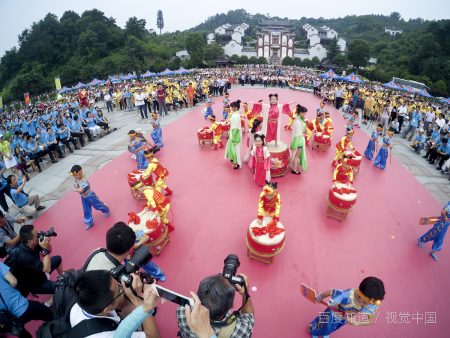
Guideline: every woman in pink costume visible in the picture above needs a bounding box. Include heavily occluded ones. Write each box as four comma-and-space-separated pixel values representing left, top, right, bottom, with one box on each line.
248, 134, 271, 186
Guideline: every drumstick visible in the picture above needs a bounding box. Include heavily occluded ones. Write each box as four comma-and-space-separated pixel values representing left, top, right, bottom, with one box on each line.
419, 216, 440, 226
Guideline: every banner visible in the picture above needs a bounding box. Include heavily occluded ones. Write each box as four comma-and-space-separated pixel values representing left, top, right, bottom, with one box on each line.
0, 96, 2, 108
55, 77, 61, 91
24, 93, 30, 105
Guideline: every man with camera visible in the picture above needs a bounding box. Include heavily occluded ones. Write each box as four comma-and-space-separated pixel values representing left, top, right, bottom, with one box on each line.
15, 224, 63, 295
6, 174, 45, 219
0, 210, 26, 256
176, 257, 255, 338
70, 270, 161, 338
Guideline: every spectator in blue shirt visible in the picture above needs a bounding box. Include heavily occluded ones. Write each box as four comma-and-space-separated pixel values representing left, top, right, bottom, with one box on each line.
0, 162, 14, 213
20, 117, 29, 136
7, 175, 45, 218
23, 135, 57, 172
45, 128, 64, 159
0, 261, 53, 338
402, 107, 422, 141
410, 128, 426, 154
26, 115, 38, 137
428, 138, 450, 170
424, 131, 446, 160
57, 122, 78, 153
72, 115, 91, 143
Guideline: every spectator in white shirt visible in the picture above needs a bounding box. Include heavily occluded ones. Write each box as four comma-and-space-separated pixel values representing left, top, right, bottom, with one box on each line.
104, 94, 112, 113
135, 89, 148, 119
397, 102, 408, 132
436, 114, 446, 130
424, 110, 436, 132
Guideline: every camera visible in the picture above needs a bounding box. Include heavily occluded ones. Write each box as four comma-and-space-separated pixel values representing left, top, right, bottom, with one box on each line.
218, 254, 245, 289
37, 227, 57, 241
110, 245, 153, 288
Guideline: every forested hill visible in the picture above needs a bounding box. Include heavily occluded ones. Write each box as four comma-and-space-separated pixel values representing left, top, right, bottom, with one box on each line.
1, 8, 450, 104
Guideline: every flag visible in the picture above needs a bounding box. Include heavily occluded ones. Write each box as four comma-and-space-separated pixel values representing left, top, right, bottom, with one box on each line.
0, 96, 2, 108
55, 77, 61, 91
24, 93, 30, 105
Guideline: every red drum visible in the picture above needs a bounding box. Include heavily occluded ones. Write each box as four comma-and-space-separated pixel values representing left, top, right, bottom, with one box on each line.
241, 119, 245, 127
328, 183, 357, 210
128, 170, 153, 187
198, 127, 213, 140
267, 141, 290, 177
247, 218, 285, 254
345, 150, 362, 167
221, 121, 231, 132
128, 210, 165, 242
314, 132, 331, 144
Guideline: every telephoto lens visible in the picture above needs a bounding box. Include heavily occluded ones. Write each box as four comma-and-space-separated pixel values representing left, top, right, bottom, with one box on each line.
125, 245, 153, 274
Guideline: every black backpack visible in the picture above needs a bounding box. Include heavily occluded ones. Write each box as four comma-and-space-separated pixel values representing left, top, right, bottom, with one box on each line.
36, 248, 121, 338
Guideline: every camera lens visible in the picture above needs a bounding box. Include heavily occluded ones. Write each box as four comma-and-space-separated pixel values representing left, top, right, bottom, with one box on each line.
125, 245, 152, 274
223, 254, 240, 276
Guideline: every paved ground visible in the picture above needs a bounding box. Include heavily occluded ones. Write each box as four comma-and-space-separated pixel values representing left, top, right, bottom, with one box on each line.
4, 83, 447, 227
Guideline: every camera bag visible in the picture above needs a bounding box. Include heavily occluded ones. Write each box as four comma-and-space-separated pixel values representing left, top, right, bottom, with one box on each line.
0, 293, 24, 336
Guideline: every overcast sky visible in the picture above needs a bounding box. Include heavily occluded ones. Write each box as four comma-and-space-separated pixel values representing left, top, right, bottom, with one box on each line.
1, 0, 449, 56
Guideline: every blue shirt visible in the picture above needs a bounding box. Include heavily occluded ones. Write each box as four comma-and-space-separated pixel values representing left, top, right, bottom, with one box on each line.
71, 120, 82, 132
46, 133, 56, 144
41, 114, 51, 123
411, 112, 422, 127
414, 134, 426, 144
58, 127, 69, 139
0, 262, 29, 318
10, 180, 28, 207
27, 141, 40, 154
20, 119, 28, 133
86, 117, 96, 128
27, 119, 37, 136
352, 94, 359, 107
0, 162, 7, 190
439, 143, 450, 155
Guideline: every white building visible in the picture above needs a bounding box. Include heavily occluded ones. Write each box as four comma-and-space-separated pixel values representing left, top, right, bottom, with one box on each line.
301, 24, 347, 53
385, 26, 402, 35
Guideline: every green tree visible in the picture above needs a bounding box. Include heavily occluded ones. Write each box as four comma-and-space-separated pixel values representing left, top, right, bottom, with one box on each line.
293, 57, 302, 66
249, 56, 258, 64
239, 55, 249, 64
332, 54, 348, 67
258, 56, 268, 64
390, 12, 401, 21
125, 17, 147, 40
185, 32, 205, 67
347, 39, 371, 73
311, 56, 320, 65
327, 36, 340, 61
204, 43, 224, 61
302, 58, 312, 67
231, 54, 240, 62
157, 10, 164, 35
282, 56, 293, 65
168, 57, 182, 70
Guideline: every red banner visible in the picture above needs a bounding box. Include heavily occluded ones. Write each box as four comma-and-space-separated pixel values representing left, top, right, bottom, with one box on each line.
24, 93, 30, 105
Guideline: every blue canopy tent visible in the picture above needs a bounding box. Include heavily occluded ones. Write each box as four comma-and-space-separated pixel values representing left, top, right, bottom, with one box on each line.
141, 70, 156, 78
439, 97, 450, 103
382, 81, 402, 90
418, 89, 434, 98
88, 78, 106, 86
121, 73, 137, 80
158, 68, 175, 76
59, 86, 72, 93
71, 82, 86, 90
318, 69, 339, 79
342, 73, 365, 85
174, 67, 192, 74
401, 86, 415, 93
109, 76, 120, 83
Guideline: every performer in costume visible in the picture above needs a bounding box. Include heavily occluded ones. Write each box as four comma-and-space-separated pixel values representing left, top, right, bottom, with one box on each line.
256, 181, 283, 238
150, 113, 163, 147
225, 100, 243, 169
324, 112, 334, 139
284, 109, 295, 130
333, 156, 353, 186
222, 104, 230, 120
333, 129, 355, 167
244, 119, 262, 163
248, 134, 271, 186
128, 130, 148, 170
241, 102, 255, 130
418, 201, 450, 261
70, 165, 109, 230
309, 277, 385, 338
141, 149, 172, 196
308, 112, 327, 144
251, 94, 296, 147
131, 181, 174, 232
289, 104, 308, 175
204, 94, 214, 119
78, 89, 89, 108
374, 127, 394, 170
364, 124, 383, 161
132, 231, 166, 281
206, 115, 224, 150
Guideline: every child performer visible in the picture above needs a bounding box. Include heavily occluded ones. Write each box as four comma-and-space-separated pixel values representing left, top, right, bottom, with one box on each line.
332, 129, 355, 167
243, 119, 262, 163
248, 134, 271, 186
225, 100, 243, 169
256, 181, 283, 238
418, 201, 450, 261
307, 112, 326, 144
141, 149, 173, 196
333, 156, 353, 187
223, 104, 230, 120
308, 277, 385, 338
284, 109, 295, 130
132, 233, 166, 281
242, 102, 255, 131
128, 130, 147, 169
374, 127, 394, 170
206, 115, 224, 150
70, 165, 109, 230
131, 181, 174, 232
150, 113, 163, 147
324, 112, 334, 140
364, 124, 383, 161
204, 94, 214, 119
289, 104, 308, 175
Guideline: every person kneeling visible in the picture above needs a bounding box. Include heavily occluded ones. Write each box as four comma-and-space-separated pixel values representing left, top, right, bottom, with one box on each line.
7, 175, 45, 219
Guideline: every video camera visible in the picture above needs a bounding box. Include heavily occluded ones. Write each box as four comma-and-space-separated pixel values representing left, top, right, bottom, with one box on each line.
218, 254, 245, 289
37, 227, 57, 241
110, 245, 153, 288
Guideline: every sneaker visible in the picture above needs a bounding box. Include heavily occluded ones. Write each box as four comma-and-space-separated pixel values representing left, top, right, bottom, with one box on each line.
436, 167, 442, 171
418, 237, 423, 248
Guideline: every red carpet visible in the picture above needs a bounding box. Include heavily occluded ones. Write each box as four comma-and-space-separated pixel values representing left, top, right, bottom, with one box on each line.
31, 88, 447, 337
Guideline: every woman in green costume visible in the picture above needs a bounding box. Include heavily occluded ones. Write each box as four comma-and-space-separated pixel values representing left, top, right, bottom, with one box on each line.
289, 104, 308, 175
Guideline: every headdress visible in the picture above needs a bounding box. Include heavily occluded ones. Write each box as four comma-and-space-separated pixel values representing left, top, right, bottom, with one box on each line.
151, 112, 158, 116
144, 149, 154, 158
131, 181, 144, 191
242, 102, 248, 107
225, 93, 229, 96
346, 129, 354, 135
357, 289, 383, 306
209, 115, 216, 121
376, 125, 383, 130
127, 130, 136, 136
316, 112, 324, 118
69, 169, 83, 176
263, 181, 277, 194
387, 130, 395, 135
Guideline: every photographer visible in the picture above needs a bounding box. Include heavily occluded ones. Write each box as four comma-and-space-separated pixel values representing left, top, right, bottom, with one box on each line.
176, 274, 255, 338
15, 224, 63, 295
7, 174, 45, 219
71, 270, 160, 338
0, 210, 26, 255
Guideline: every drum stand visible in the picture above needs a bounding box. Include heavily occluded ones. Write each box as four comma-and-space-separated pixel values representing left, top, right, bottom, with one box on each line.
130, 188, 147, 200
198, 138, 213, 148
222, 131, 229, 139
146, 227, 170, 256
325, 196, 355, 222
312, 140, 330, 153
246, 237, 285, 265
352, 165, 361, 176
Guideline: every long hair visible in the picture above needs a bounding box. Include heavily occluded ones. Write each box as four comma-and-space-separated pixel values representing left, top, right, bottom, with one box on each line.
230, 100, 241, 110
251, 119, 262, 134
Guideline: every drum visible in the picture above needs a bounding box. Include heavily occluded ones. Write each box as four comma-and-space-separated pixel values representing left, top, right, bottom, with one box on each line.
221, 121, 231, 132
197, 127, 213, 140
247, 217, 285, 254
314, 132, 331, 144
267, 141, 290, 177
128, 209, 165, 242
328, 183, 357, 210
127, 170, 153, 187
345, 150, 362, 167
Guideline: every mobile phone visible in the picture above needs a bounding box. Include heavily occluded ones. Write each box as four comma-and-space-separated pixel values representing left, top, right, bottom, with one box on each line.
152, 284, 194, 308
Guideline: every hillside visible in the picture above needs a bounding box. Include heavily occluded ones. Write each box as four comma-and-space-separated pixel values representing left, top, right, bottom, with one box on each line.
1, 8, 449, 104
